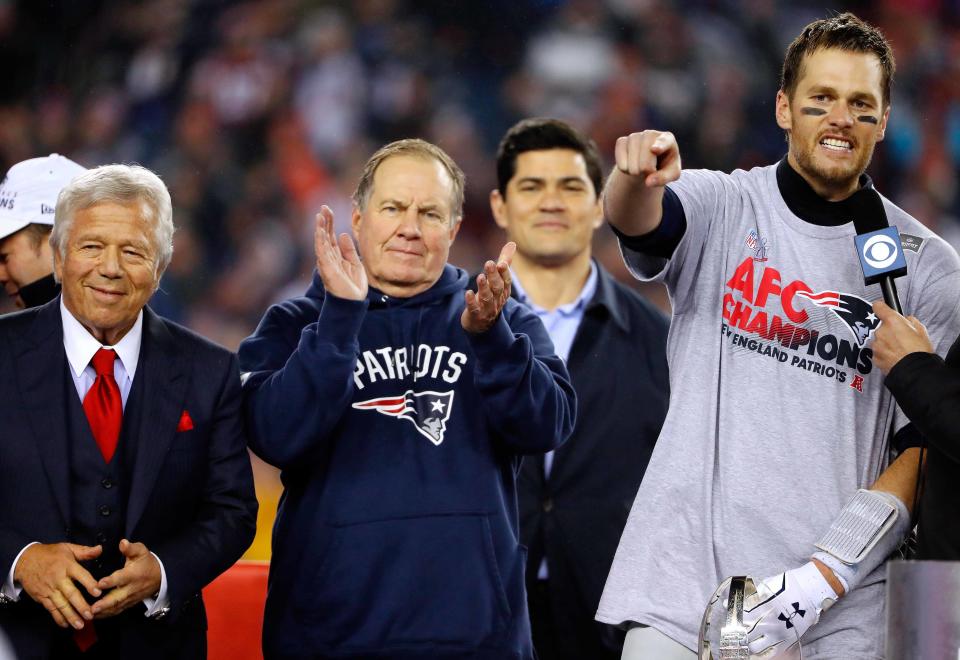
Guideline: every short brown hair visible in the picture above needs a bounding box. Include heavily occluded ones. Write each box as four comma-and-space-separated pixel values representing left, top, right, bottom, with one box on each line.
781, 12, 895, 106
21, 223, 53, 251
352, 139, 465, 224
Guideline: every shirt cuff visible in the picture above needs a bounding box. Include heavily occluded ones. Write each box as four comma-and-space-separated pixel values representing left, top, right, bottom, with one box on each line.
885, 351, 943, 396
142, 552, 169, 617
465, 312, 515, 361
316, 293, 369, 347
608, 185, 687, 259
3, 542, 38, 601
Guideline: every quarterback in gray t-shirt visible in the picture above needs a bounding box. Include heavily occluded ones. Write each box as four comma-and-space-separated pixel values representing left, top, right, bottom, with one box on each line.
597, 13, 960, 660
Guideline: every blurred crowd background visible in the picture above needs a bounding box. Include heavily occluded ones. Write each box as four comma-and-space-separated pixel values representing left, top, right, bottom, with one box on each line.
3, 0, 959, 556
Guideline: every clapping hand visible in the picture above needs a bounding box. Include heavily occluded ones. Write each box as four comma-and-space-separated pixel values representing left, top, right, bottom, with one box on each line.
314, 205, 368, 301
461, 242, 515, 334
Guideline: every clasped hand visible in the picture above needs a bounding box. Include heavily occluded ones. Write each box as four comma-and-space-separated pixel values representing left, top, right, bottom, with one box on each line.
16, 538, 161, 629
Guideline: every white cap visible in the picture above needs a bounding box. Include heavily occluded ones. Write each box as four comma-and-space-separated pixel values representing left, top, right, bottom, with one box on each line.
0, 154, 87, 241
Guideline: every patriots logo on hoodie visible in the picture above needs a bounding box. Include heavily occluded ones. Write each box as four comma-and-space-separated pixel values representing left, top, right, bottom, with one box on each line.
353, 390, 455, 446
796, 290, 881, 345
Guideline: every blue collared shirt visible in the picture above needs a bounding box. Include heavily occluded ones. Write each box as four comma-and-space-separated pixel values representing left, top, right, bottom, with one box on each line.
511, 261, 597, 477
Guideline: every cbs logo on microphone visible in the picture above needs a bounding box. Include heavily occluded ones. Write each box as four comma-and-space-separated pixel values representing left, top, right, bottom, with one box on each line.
855, 226, 907, 283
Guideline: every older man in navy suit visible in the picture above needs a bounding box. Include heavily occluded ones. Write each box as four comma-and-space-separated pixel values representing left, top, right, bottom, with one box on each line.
0, 164, 257, 659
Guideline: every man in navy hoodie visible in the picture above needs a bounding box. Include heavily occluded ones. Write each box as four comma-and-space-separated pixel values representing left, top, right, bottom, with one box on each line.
239, 138, 577, 660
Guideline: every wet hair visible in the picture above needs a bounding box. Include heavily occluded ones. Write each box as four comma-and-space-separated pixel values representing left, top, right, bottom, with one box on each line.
781, 12, 895, 106
496, 117, 603, 197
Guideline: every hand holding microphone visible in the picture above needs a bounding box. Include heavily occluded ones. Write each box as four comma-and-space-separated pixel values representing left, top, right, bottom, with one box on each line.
872, 301, 934, 375
849, 188, 934, 374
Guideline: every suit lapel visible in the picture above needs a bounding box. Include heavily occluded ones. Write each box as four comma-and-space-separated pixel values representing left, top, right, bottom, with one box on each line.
14, 299, 72, 527
544, 264, 624, 485
125, 308, 188, 535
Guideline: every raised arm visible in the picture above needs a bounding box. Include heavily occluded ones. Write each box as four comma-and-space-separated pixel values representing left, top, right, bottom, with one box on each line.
461, 242, 576, 455
240, 207, 369, 469
604, 130, 681, 237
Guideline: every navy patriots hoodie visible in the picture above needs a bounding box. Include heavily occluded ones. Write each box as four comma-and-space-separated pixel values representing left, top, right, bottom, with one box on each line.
239, 264, 576, 659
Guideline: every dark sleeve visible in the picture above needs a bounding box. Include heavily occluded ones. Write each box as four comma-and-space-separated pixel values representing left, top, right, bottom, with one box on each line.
0, 525, 31, 591
238, 295, 367, 470
151, 353, 258, 616
891, 424, 923, 454
607, 186, 687, 260
0, 326, 35, 585
466, 301, 577, 455
885, 338, 960, 463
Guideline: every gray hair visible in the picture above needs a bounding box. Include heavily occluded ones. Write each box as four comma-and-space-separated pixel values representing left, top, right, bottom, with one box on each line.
51, 164, 174, 275
352, 139, 465, 224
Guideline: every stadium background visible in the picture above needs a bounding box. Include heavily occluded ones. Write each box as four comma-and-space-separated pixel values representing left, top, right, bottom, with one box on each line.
2, 0, 958, 560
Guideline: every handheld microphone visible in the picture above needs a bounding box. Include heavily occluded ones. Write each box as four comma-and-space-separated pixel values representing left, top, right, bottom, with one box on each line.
850, 189, 907, 314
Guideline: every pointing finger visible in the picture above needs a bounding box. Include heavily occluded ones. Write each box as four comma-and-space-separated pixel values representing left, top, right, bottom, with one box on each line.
615, 136, 629, 172
627, 134, 649, 176
650, 133, 670, 153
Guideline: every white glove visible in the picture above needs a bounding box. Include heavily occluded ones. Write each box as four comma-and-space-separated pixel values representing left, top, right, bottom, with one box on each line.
742, 562, 838, 657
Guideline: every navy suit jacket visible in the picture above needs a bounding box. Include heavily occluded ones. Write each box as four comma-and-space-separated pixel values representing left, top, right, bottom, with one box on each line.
0, 298, 258, 659
517, 263, 669, 652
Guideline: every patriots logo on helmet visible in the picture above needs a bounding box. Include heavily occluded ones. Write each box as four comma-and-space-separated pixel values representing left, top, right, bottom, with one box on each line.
796, 290, 880, 345
353, 390, 454, 446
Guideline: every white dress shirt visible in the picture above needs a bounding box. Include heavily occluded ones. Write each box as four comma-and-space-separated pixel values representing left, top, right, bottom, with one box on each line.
2, 301, 169, 616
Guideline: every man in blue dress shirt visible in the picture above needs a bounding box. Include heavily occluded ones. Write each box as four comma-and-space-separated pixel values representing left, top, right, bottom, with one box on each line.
489, 118, 670, 660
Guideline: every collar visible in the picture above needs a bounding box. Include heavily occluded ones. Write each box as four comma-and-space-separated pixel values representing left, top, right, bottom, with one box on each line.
585, 261, 631, 332
60, 297, 143, 380
776, 157, 875, 227
512, 260, 598, 317
361, 264, 469, 308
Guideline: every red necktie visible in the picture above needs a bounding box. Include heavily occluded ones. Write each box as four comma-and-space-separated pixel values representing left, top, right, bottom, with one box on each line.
82, 348, 122, 463
74, 623, 97, 651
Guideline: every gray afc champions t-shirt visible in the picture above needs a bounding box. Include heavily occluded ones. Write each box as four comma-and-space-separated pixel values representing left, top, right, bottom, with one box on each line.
596, 164, 960, 660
